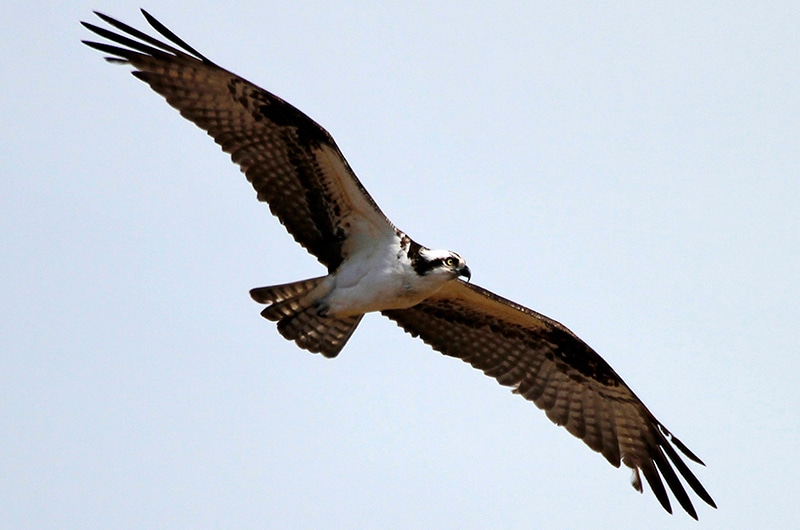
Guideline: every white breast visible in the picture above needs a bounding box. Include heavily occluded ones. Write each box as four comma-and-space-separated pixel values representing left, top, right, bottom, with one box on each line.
320, 232, 446, 317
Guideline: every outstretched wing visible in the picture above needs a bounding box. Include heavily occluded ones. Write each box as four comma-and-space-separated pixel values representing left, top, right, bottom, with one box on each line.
82, 10, 396, 272
383, 280, 716, 519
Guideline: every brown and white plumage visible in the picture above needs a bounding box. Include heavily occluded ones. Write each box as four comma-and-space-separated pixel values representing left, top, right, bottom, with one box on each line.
82, 10, 716, 518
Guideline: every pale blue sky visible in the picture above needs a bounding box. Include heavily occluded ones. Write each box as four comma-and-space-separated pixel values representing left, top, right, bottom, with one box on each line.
2, 2, 799, 528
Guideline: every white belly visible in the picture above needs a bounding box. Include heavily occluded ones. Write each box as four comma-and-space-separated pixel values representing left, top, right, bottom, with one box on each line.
319, 237, 447, 317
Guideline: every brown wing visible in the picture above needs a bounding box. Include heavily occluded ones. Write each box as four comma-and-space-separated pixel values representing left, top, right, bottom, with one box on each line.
81, 10, 396, 272
383, 280, 716, 518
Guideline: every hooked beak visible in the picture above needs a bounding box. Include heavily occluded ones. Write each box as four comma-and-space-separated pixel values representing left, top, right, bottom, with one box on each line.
458, 265, 472, 282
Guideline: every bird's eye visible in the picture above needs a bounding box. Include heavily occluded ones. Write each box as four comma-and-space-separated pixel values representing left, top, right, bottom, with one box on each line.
444, 257, 458, 267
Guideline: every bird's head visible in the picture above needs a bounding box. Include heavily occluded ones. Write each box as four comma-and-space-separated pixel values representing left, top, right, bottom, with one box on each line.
415, 248, 471, 282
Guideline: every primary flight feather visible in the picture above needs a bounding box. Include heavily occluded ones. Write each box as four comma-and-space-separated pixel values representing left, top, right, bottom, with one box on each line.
82, 10, 716, 518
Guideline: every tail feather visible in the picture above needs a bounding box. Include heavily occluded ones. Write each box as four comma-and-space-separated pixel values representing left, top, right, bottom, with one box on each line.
278, 311, 363, 358
250, 277, 326, 305
249, 277, 362, 358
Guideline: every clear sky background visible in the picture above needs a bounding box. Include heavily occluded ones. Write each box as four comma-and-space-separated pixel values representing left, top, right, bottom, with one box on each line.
2, 1, 799, 528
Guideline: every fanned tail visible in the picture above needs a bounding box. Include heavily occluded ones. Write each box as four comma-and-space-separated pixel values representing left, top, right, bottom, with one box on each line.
250, 277, 362, 358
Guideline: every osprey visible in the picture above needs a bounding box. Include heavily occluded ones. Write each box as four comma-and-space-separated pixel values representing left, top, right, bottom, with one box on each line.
82, 11, 716, 519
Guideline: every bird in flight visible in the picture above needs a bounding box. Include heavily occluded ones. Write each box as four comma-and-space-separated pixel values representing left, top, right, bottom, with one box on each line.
82, 10, 716, 518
